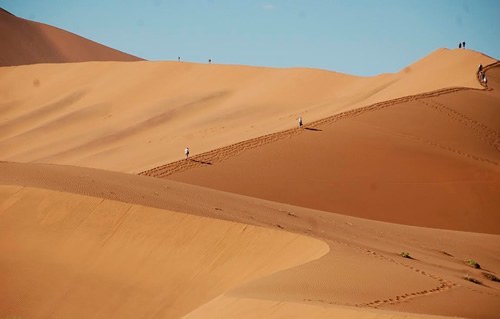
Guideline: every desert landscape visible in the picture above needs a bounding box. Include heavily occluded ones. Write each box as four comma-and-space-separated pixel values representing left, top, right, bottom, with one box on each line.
1, 7, 499, 319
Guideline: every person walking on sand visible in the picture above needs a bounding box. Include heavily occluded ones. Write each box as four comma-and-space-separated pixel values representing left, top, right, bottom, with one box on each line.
184, 147, 190, 159
298, 116, 303, 128
459, 42, 462, 49
463, 41, 466, 49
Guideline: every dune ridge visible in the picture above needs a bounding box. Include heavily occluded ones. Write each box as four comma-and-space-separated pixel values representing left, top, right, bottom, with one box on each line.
0, 49, 494, 173
0, 8, 142, 66
182, 296, 454, 319
1, 14, 499, 318
163, 62, 500, 234
140, 84, 491, 178
1, 161, 499, 319
0, 184, 328, 319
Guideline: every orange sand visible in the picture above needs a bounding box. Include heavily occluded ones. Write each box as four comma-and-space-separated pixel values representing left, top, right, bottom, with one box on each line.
0, 49, 494, 172
1, 15, 499, 319
0, 9, 141, 66
167, 63, 500, 234
1, 162, 499, 319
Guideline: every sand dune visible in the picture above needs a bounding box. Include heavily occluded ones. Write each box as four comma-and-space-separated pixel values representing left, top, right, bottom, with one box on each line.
165, 63, 500, 234
183, 296, 452, 319
1, 162, 499, 318
1, 15, 499, 319
0, 49, 494, 172
0, 8, 141, 66
0, 184, 327, 319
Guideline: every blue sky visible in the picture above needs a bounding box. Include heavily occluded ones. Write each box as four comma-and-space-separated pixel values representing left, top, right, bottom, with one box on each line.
1, 0, 499, 75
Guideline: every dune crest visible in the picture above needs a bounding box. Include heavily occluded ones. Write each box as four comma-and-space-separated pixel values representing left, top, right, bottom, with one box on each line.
0, 8, 142, 66
0, 49, 494, 173
1, 162, 499, 319
0, 184, 328, 319
166, 63, 500, 234
183, 295, 452, 319
1, 14, 499, 318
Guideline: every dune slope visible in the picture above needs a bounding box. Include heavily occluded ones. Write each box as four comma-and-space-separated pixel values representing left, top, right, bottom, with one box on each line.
0, 8, 141, 66
0, 49, 494, 172
1, 162, 499, 319
165, 63, 500, 234
0, 183, 327, 319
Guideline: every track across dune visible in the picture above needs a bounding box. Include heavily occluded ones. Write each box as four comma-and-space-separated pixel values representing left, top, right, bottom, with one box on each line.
1, 11, 499, 318
145, 62, 500, 234
140, 85, 490, 178
0, 48, 493, 172
140, 61, 500, 177
1, 162, 499, 319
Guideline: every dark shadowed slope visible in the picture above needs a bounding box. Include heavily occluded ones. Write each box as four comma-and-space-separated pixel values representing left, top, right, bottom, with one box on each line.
0, 8, 142, 66
167, 64, 500, 234
1, 161, 499, 319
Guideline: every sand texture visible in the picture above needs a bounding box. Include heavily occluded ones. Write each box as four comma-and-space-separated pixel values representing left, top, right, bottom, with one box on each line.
1, 162, 499, 318
0, 9, 142, 66
0, 48, 494, 172
158, 63, 500, 234
1, 16, 499, 319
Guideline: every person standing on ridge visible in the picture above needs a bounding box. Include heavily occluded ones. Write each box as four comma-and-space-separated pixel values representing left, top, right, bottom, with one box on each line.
184, 147, 190, 159
459, 42, 462, 49
463, 41, 466, 48
298, 116, 303, 128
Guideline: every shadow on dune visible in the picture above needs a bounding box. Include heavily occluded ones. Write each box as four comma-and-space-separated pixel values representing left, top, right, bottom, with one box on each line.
191, 158, 212, 165
304, 127, 322, 132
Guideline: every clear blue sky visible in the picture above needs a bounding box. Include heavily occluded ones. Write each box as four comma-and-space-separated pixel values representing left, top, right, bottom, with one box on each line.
1, 0, 499, 75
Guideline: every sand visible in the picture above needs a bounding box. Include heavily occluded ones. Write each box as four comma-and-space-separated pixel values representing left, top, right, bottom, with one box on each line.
0, 184, 327, 319
166, 65, 500, 233
0, 48, 494, 173
1, 14, 499, 319
1, 162, 499, 319
183, 296, 452, 319
0, 8, 141, 66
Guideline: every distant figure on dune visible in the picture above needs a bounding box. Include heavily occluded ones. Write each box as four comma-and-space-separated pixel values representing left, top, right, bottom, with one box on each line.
184, 147, 190, 159
463, 41, 466, 48
478, 64, 483, 72
208, 59, 212, 64
178, 56, 180, 62
459, 43, 462, 49
482, 74, 487, 86
298, 116, 303, 128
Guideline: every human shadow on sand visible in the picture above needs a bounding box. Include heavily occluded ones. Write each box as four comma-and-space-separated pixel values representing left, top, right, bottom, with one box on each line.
190, 159, 212, 165
305, 127, 322, 132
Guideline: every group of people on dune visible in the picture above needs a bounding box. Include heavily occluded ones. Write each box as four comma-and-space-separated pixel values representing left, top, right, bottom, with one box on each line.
183, 53, 490, 161
478, 64, 487, 86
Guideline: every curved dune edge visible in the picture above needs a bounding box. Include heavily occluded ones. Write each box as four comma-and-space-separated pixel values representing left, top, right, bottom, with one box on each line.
0, 49, 494, 173
153, 62, 500, 234
142, 60, 499, 177
0, 8, 142, 66
0, 162, 499, 318
182, 296, 454, 319
0, 185, 328, 319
